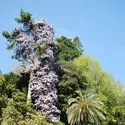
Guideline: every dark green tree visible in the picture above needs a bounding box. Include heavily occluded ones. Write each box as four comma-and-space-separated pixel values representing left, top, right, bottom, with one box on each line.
56, 36, 84, 123
4, 72, 19, 97
56, 36, 83, 62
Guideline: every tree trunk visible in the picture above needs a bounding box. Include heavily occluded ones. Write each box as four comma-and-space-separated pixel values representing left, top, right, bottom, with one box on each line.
27, 83, 31, 104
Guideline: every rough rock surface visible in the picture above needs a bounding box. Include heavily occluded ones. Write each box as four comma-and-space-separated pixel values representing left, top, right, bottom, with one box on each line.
9, 19, 60, 122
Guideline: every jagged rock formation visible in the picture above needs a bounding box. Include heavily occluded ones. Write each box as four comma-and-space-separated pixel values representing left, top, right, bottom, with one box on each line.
3, 16, 60, 122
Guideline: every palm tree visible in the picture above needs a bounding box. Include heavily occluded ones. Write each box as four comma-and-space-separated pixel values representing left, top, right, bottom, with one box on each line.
66, 90, 106, 125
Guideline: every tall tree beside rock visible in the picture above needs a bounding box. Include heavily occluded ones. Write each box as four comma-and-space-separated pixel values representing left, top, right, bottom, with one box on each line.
3, 9, 60, 123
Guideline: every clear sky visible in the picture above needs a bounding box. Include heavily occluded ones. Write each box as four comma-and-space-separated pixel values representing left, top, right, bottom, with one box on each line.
0, 0, 125, 82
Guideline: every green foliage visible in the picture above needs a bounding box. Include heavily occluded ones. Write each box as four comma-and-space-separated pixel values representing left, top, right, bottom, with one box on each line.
72, 56, 125, 124
1, 41, 125, 125
15, 9, 32, 24
67, 90, 106, 125
0, 95, 8, 122
0, 74, 7, 119
57, 61, 87, 123
73, 55, 104, 89
0, 72, 19, 118
0, 74, 6, 94
2, 91, 48, 125
54, 121, 65, 125
58, 55, 125, 125
2, 29, 20, 50
56, 36, 83, 62
2, 31, 10, 39
58, 56, 103, 123
2, 10, 125, 125
56, 37, 84, 123
100, 76, 125, 125
16, 72, 30, 92
3, 72, 19, 97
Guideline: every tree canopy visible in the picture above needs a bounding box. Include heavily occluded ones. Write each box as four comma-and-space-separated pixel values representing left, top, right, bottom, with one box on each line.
1, 10, 125, 125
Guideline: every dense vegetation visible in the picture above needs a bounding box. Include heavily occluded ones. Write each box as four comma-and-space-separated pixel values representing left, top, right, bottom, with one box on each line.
1, 10, 125, 125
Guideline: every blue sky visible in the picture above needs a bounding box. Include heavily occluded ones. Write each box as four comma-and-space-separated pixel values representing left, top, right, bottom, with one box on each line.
0, 0, 125, 82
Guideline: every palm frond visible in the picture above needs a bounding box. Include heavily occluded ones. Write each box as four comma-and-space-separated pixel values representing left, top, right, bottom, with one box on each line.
67, 90, 106, 125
